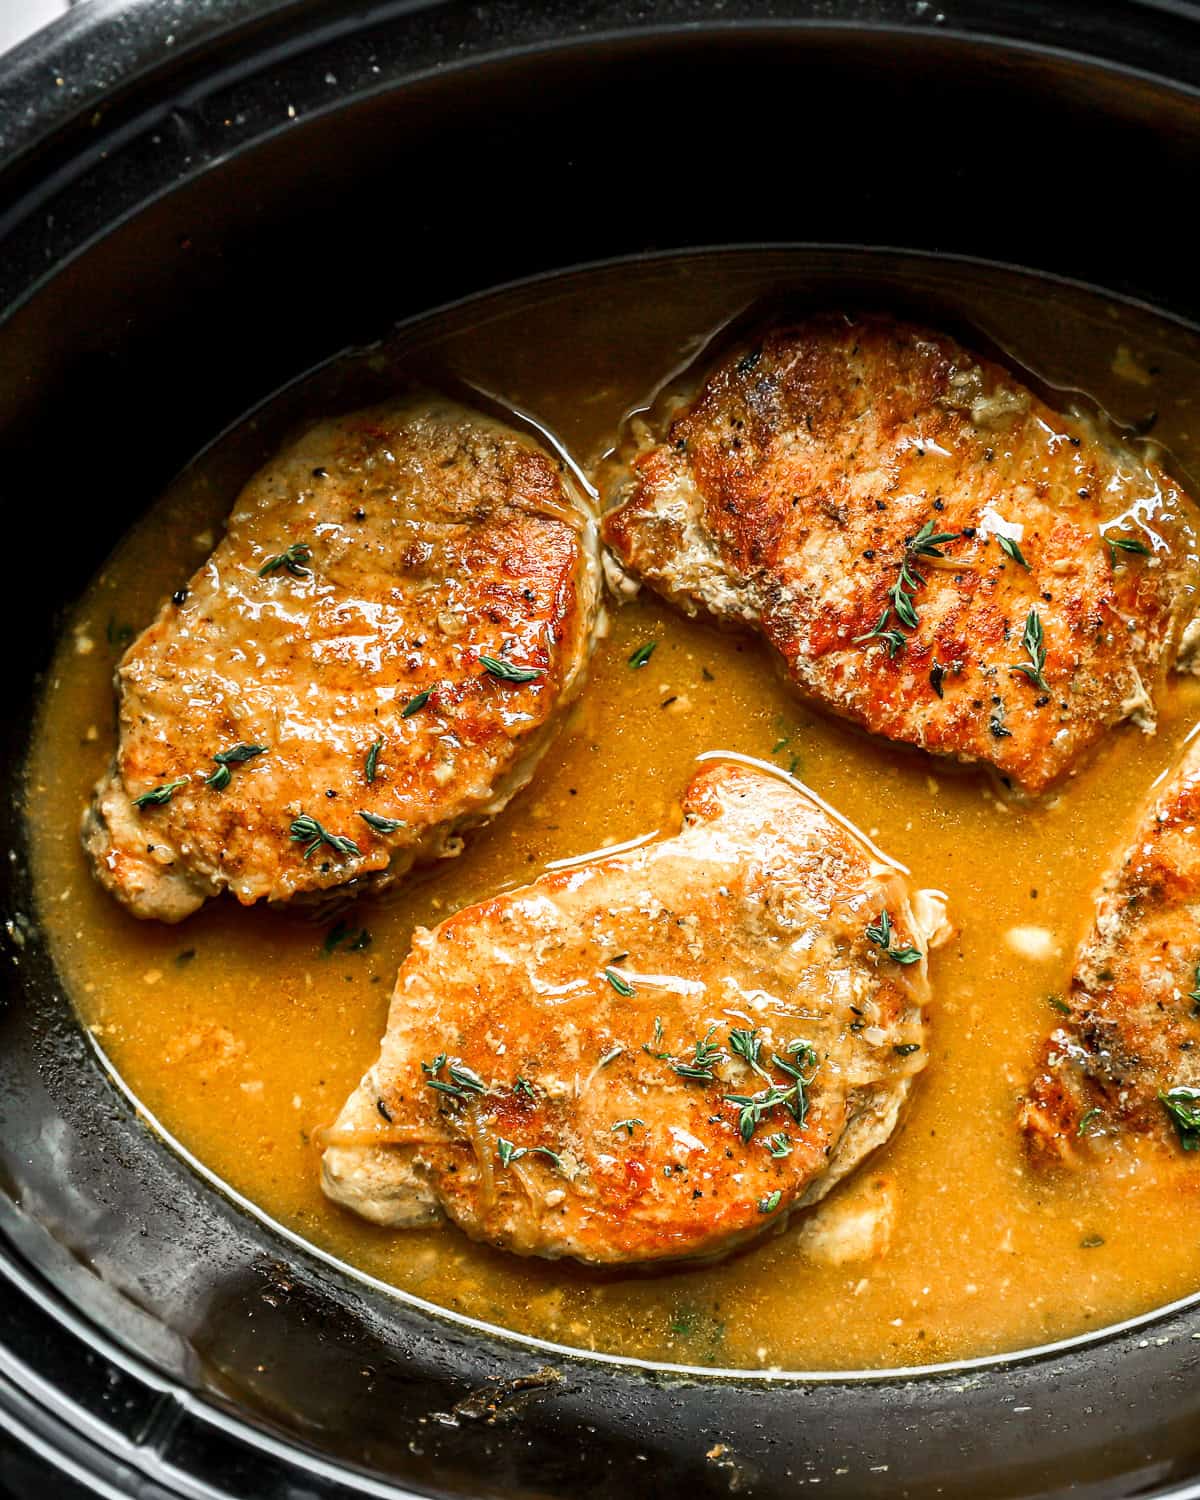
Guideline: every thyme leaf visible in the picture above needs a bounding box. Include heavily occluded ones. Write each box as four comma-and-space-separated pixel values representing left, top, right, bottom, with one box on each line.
1077, 1106, 1102, 1138
865, 910, 922, 965
604, 966, 636, 997
758, 1189, 783, 1214
358, 810, 404, 834
258, 541, 312, 578
1159, 1086, 1200, 1150
401, 689, 431, 719
422, 1055, 486, 1101
133, 778, 188, 809
1106, 534, 1152, 564
364, 736, 384, 782
480, 655, 543, 683
206, 742, 267, 790
611, 1118, 644, 1137
628, 641, 657, 668
997, 534, 1030, 569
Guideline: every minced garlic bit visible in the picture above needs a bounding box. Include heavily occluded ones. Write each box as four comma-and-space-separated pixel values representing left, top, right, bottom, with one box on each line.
1005, 925, 1059, 962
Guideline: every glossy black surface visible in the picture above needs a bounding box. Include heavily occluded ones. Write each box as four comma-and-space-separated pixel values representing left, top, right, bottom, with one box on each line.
3, 3, 1200, 1496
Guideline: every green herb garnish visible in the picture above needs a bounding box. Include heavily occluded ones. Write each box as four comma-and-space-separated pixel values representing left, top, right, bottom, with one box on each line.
865, 910, 922, 965
513, 1076, 535, 1099
604, 966, 635, 997
764, 1132, 792, 1158
628, 641, 657, 669
358, 810, 404, 835
724, 1040, 819, 1142
1077, 1107, 1102, 1138
997, 534, 1030, 569
1106, 534, 1152, 564
611, 1118, 644, 1137
258, 541, 312, 578
894, 1042, 922, 1057
422, 1055, 486, 1100
1048, 995, 1071, 1016
496, 1138, 567, 1171
1012, 608, 1049, 692
670, 1026, 725, 1083
480, 655, 543, 683
133, 777, 188, 809
289, 813, 361, 859
401, 689, 431, 719
854, 519, 961, 656
758, 1189, 783, 1214
1187, 964, 1200, 1018
206, 742, 267, 790
1159, 1086, 1200, 1150
364, 736, 384, 782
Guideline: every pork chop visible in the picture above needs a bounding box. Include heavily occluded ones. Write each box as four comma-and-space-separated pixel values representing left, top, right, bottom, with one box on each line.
600, 314, 1200, 795
1021, 737, 1200, 1162
83, 396, 600, 921
321, 759, 944, 1265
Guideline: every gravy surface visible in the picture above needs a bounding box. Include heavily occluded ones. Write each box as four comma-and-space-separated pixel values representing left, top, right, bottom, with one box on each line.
26, 252, 1200, 1370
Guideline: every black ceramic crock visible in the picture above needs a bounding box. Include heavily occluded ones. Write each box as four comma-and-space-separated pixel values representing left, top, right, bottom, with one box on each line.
4, 3, 1200, 1496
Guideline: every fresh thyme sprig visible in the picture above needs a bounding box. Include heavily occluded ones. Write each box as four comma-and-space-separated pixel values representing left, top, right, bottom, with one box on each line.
611, 1118, 644, 1137
289, 813, 361, 859
628, 642, 657, 668
604, 966, 636, 997
364, 736, 384, 782
723, 1032, 820, 1142
854, 519, 961, 657
401, 689, 431, 719
865, 909, 922, 965
1011, 608, 1049, 692
358, 810, 404, 834
496, 1138, 567, 1171
258, 541, 312, 578
1106, 533, 1152, 565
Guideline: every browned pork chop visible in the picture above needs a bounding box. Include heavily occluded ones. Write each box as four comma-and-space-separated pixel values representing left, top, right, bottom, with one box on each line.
601, 314, 1200, 795
321, 759, 945, 1265
1021, 737, 1200, 1162
84, 397, 599, 921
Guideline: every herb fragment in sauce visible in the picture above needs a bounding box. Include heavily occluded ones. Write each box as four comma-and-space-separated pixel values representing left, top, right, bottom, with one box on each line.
865, 910, 922, 965
133, 777, 188, 809
322, 920, 370, 956
997, 534, 1030, 569
604, 966, 636, 997
480, 655, 543, 683
401, 689, 432, 718
513, 1076, 535, 1099
1077, 1107, 1102, 1138
258, 541, 312, 578
376, 1098, 393, 1123
1080, 1233, 1106, 1249
764, 1132, 792, 1158
894, 1043, 922, 1057
289, 813, 360, 859
364, 736, 384, 782
422, 1055, 486, 1101
642, 1017, 668, 1059
1106, 534, 1152, 564
1048, 995, 1071, 1015
729, 1028, 763, 1069
758, 1189, 783, 1214
497, 1137, 525, 1167
1159, 1086, 1200, 1150
628, 641, 657, 668
611, 1118, 644, 1137
1012, 608, 1049, 692
358, 810, 404, 834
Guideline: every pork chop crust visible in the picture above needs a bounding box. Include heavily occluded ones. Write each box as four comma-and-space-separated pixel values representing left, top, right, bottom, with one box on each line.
601, 314, 1200, 795
83, 397, 600, 921
1020, 737, 1200, 1163
321, 760, 936, 1265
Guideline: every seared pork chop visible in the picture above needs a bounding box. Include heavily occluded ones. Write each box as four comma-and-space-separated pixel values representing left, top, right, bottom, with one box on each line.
601, 315, 1200, 795
1021, 737, 1200, 1161
321, 759, 944, 1265
84, 397, 599, 921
